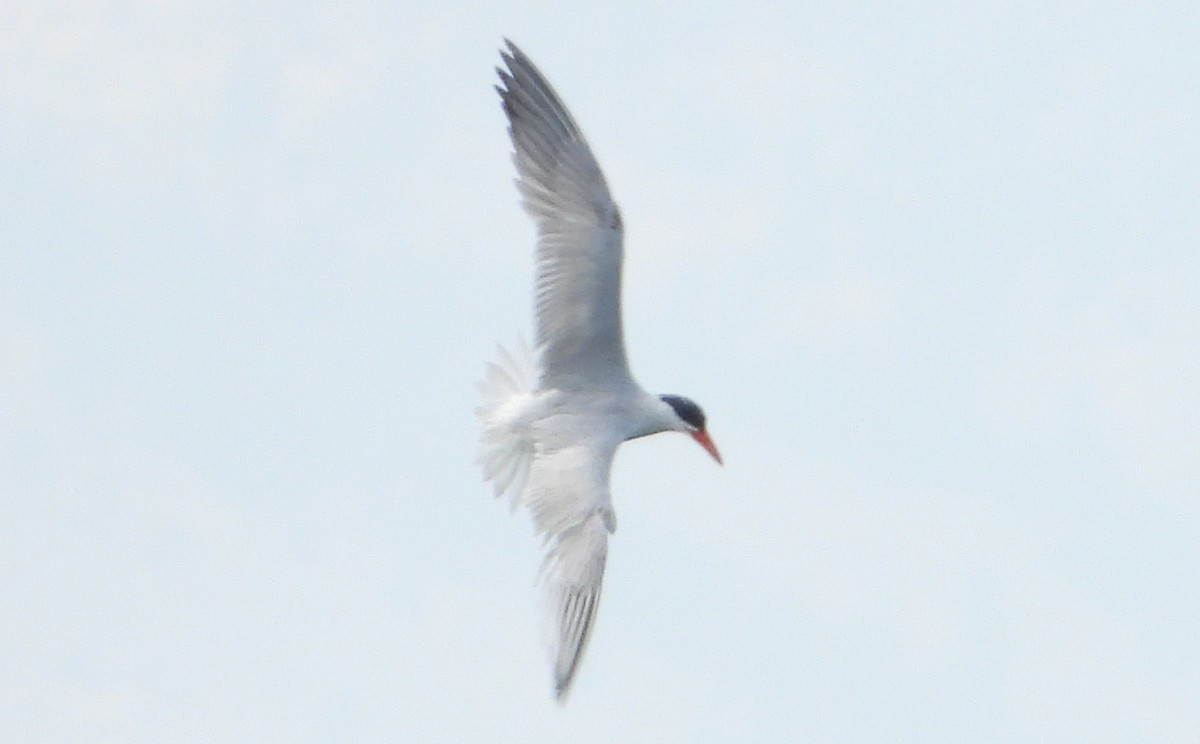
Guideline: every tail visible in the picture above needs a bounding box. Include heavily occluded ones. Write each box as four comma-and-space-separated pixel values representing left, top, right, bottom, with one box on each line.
475, 338, 540, 508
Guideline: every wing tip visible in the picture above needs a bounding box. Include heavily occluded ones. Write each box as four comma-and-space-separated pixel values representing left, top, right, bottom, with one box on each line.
553, 678, 572, 703
552, 644, 584, 703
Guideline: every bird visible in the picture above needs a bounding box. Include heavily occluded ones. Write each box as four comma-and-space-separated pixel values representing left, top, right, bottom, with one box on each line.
477, 39, 722, 701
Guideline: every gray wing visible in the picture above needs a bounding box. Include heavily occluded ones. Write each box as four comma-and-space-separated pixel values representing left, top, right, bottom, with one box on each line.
524, 426, 619, 700
497, 40, 631, 389
542, 506, 609, 701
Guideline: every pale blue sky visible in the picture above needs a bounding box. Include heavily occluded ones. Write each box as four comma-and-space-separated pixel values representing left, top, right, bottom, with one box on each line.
2, 2, 1198, 742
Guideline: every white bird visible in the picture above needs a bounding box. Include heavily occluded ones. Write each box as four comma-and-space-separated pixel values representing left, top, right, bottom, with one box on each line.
477, 40, 722, 701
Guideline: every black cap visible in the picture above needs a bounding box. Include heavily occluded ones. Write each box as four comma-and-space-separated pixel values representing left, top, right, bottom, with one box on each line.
659, 394, 706, 431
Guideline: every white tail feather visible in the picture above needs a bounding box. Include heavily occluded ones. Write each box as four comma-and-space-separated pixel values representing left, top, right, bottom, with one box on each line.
476, 338, 541, 508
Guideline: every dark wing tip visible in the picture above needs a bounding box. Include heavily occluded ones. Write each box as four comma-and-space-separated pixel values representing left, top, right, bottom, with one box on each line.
502, 38, 525, 62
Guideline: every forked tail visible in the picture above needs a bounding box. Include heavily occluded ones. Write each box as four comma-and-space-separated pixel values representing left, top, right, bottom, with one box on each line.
475, 338, 541, 508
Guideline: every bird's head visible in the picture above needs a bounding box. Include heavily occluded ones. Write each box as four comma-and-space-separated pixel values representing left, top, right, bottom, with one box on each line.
659, 394, 722, 465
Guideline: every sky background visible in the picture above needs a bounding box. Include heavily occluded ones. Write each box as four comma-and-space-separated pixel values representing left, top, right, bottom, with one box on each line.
2, 2, 1198, 742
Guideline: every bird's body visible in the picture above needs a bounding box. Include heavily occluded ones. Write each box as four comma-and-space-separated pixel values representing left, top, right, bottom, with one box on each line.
478, 40, 720, 700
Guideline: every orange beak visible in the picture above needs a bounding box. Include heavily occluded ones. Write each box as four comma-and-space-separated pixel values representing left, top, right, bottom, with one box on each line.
691, 430, 723, 466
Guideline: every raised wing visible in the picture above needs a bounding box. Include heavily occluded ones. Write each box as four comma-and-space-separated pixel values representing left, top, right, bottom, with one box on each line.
523, 429, 619, 700
497, 40, 631, 389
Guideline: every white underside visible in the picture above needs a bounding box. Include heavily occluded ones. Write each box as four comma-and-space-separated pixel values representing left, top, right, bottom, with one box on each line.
476, 339, 652, 699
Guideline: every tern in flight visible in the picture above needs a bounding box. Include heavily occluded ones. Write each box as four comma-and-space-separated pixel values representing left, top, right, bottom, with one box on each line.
477, 40, 722, 700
